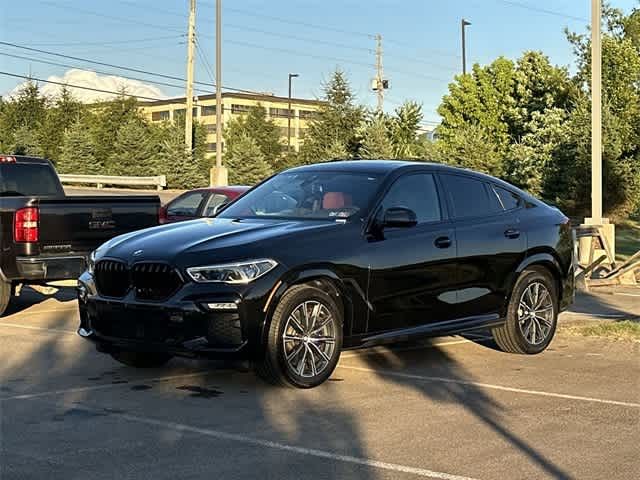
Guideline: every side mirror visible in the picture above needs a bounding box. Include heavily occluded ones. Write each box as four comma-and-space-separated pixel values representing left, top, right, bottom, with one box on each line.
382, 207, 417, 228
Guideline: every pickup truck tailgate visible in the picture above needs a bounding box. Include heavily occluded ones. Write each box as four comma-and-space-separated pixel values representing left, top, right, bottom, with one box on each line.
37, 195, 160, 253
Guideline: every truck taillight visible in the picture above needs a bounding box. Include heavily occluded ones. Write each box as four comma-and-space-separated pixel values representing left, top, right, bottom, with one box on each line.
14, 207, 39, 243
0, 155, 17, 163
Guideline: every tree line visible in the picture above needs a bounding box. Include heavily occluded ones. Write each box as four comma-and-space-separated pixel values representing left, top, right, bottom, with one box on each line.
1, 5, 638, 218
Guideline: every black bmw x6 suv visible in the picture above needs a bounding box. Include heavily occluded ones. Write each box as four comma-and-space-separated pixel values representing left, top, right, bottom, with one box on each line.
78, 161, 574, 388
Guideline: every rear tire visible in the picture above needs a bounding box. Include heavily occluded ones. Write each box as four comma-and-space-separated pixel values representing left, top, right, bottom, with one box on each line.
492, 268, 558, 354
255, 284, 343, 388
0, 280, 11, 317
110, 351, 172, 368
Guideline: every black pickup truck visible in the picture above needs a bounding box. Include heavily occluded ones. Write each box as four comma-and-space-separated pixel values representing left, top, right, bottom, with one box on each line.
0, 155, 160, 316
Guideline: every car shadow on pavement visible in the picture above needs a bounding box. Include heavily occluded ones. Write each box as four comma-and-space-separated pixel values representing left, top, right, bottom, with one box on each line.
360, 344, 573, 480
3, 286, 77, 316
1, 310, 376, 480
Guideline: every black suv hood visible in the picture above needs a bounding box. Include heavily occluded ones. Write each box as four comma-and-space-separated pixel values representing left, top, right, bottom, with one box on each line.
97, 217, 343, 266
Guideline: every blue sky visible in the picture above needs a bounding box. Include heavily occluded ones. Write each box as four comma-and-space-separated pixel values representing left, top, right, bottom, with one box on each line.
1, 0, 637, 124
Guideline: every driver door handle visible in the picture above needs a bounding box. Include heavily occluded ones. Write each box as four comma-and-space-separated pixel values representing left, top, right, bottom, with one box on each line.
434, 236, 452, 249
504, 228, 520, 239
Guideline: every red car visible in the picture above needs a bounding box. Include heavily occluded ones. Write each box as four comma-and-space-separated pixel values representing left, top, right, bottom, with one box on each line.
159, 186, 250, 224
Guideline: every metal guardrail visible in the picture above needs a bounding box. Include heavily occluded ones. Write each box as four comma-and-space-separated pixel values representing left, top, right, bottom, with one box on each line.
59, 174, 167, 190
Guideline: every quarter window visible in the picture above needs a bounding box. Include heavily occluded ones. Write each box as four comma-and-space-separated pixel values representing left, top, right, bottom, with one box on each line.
494, 185, 521, 211
440, 174, 496, 219
380, 173, 442, 224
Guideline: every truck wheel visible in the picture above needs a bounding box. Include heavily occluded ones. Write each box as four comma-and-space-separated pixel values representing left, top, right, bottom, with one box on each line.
256, 284, 343, 388
492, 268, 558, 354
0, 280, 11, 317
110, 351, 172, 368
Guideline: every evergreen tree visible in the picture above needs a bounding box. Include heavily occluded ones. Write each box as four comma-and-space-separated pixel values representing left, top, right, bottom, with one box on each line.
12, 125, 42, 156
39, 87, 85, 163
157, 122, 208, 189
389, 101, 424, 158
57, 120, 102, 174
0, 81, 48, 154
360, 116, 393, 159
90, 92, 142, 171
225, 134, 274, 185
107, 117, 158, 177
300, 69, 365, 164
224, 105, 283, 169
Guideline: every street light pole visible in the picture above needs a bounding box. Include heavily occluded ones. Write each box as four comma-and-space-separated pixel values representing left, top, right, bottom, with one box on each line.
215, 0, 222, 170
461, 18, 471, 75
287, 73, 299, 153
591, 0, 602, 225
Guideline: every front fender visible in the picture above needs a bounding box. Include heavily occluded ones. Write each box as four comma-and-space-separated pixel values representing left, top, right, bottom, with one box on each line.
257, 266, 369, 351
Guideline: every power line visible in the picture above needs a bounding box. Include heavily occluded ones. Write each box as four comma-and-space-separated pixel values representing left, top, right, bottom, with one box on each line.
494, 0, 587, 22
0, 41, 262, 95
227, 39, 375, 69
195, 38, 216, 85
9, 35, 184, 48
0, 71, 165, 101
218, 4, 374, 39
0, 51, 212, 94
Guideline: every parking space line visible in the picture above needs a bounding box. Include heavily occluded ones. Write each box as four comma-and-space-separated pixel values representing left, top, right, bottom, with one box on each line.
0, 371, 212, 402
0, 322, 77, 334
337, 365, 640, 408
562, 312, 626, 318
40, 401, 480, 480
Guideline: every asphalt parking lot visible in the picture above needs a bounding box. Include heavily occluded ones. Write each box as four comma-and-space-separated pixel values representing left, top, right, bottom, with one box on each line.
1, 288, 638, 480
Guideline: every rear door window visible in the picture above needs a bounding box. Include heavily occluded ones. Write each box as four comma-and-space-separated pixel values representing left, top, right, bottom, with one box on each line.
440, 174, 497, 219
167, 191, 206, 217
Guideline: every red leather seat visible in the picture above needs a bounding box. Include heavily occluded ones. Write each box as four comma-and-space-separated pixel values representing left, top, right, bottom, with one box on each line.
322, 192, 352, 209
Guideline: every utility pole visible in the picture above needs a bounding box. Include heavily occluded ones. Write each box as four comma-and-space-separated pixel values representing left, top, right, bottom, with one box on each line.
375, 34, 384, 112
287, 73, 299, 153
215, 0, 222, 171
209, 0, 227, 185
185, 0, 196, 152
461, 19, 471, 75
591, 0, 602, 225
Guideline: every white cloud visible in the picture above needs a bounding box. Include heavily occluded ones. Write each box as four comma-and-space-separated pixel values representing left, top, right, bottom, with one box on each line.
7, 69, 168, 103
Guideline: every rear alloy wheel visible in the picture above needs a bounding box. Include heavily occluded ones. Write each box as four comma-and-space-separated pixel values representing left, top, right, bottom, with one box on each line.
256, 285, 343, 388
110, 351, 172, 368
492, 269, 558, 354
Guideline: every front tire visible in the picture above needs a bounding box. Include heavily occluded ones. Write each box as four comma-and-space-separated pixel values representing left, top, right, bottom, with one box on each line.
256, 285, 343, 388
492, 268, 558, 354
110, 351, 172, 368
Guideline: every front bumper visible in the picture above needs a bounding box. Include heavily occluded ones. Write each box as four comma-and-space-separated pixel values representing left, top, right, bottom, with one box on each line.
77, 270, 273, 360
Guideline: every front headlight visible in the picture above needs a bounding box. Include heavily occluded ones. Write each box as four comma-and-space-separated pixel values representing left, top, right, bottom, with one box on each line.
186, 259, 278, 284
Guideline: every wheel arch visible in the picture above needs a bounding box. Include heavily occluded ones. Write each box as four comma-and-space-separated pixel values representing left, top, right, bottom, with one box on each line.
259, 267, 355, 349
513, 253, 564, 305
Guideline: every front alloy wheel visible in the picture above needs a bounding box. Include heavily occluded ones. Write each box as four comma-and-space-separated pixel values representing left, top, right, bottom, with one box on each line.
282, 301, 337, 378
256, 285, 343, 388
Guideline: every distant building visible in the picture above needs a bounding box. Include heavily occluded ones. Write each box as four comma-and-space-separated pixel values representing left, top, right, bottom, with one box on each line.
417, 124, 439, 142
138, 92, 325, 157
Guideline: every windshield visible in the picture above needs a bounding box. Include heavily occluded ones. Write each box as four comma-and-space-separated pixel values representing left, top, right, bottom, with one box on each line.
0, 163, 63, 197
218, 170, 383, 220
